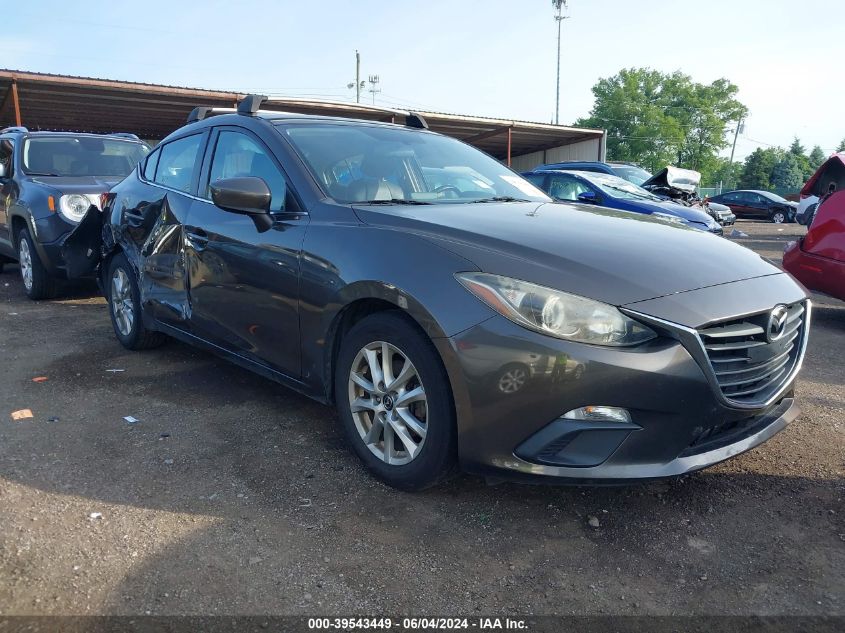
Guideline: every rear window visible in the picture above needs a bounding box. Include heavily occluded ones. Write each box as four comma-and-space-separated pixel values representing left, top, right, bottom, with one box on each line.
22, 136, 149, 177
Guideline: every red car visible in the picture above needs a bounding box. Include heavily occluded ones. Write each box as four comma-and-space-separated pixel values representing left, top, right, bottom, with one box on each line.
783, 190, 845, 300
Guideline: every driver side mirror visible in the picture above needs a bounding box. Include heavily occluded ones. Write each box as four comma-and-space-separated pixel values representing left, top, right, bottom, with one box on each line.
0, 163, 6, 179
210, 177, 273, 231
577, 191, 598, 204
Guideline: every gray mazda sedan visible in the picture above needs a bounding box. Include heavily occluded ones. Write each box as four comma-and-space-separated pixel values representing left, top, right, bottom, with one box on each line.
90, 95, 810, 490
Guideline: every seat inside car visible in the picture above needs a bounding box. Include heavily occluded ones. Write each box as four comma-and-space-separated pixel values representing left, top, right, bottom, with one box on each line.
341, 153, 406, 202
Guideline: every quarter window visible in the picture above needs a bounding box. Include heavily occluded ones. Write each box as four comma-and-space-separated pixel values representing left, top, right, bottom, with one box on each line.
143, 148, 161, 181
208, 130, 288, 212
154, 134, 202, 194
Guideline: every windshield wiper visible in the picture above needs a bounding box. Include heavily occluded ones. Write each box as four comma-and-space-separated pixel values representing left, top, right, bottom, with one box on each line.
470, 196, 530, 203
361, 198, 432, 205
26, 171, 62, 177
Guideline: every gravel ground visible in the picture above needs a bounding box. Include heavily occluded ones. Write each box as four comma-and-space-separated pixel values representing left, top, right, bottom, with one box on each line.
0, 219, 842, 616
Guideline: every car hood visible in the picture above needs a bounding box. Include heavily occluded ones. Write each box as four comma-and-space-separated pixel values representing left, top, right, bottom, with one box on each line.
29, 175, 124, 192
352, 201, 781, 306
651, 200, 715, 223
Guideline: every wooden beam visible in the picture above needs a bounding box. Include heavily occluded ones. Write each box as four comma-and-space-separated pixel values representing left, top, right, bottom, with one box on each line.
11, 79, 21, 126
462, 124, 512, 145
507, 126, 512, 167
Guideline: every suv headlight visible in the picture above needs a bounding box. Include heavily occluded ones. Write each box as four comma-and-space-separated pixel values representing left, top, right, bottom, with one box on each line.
456, 272, 656, 346
58, 194, 100, 223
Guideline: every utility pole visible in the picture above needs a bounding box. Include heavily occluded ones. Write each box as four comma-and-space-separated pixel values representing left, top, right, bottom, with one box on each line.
355, 50, 361, 103
552, 0, 569, 125
347, 51, 365, 103
729, 117, 745, 165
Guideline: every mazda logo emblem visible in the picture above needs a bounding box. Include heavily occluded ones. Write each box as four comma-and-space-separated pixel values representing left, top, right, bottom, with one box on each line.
766, 305, 789, 342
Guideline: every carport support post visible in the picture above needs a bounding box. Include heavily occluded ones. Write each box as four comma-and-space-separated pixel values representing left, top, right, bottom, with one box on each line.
507, 126, 512, 167
11, 79, 21, 126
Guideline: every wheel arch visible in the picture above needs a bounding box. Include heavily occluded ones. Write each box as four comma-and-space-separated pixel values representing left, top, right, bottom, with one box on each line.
320, 280, 452, 405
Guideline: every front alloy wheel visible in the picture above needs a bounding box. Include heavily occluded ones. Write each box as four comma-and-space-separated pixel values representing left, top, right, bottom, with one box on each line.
106, 253, 165, 350
335, 311, 457, 490
18, 238, 33, 292
771, 210, 786, 224
348, 341, 428, 465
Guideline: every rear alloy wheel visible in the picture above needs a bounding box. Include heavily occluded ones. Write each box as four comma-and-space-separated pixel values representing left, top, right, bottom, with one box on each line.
335, 311, 457, 490
107, 253, 166, 351
771, 210, 786, 224
17, 227, 59, 300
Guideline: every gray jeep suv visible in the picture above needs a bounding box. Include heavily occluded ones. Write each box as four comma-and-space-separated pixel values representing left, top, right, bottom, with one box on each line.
0, 127, 148, 298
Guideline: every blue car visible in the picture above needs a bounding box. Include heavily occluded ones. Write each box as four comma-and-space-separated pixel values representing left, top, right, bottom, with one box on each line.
523, 169, 723, 235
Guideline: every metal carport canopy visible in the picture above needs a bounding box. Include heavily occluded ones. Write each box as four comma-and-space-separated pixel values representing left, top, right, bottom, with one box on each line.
0, 68, 603, 164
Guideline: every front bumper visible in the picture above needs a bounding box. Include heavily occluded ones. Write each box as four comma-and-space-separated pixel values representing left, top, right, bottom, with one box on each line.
436, 276, 807, 483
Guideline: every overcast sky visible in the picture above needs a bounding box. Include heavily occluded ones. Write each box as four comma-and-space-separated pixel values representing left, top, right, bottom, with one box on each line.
5, 0, 843, 160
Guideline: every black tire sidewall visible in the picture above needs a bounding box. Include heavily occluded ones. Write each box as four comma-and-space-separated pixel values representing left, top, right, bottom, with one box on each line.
334, 312, 457, 491
107, 254, 143, 348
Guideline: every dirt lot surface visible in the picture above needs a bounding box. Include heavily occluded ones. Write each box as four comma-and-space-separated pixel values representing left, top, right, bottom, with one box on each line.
0, 220, 842, 617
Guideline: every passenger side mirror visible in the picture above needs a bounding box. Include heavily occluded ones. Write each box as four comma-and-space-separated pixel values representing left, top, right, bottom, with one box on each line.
577, 191, 598, 204
210, 177, 273, 231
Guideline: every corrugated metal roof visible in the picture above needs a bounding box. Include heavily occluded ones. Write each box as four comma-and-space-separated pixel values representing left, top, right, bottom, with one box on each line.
0, 68, 604, 160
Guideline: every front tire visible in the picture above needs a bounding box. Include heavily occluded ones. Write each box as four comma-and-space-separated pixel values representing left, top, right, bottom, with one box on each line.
770, 210, 786, 224
107, 253, 166, 350
334, 311, 457, 491
17, 228, 60, 300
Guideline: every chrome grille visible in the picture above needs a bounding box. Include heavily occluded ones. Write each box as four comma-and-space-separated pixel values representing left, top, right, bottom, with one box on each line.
697, 302, 806, 406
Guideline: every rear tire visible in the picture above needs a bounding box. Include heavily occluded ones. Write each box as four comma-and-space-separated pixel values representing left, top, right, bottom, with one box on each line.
334, 311, 458, 491
107, 253, 166, 351
17, 228, 60, 300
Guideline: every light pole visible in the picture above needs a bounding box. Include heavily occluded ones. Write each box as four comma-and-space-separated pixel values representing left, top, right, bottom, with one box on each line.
552, 0, 569, 125
346, 50, 364, 103
367, 75, 381, 105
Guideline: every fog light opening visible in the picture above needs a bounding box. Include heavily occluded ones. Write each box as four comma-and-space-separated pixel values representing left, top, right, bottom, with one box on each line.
563, 406, 631, 424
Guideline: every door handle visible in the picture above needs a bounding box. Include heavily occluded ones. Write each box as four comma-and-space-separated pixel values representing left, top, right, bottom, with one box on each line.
185, 227, 209, 251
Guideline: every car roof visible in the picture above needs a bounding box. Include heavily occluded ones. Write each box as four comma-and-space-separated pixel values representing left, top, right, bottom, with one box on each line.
0, 129, 144, 142
179, 109, 436, 135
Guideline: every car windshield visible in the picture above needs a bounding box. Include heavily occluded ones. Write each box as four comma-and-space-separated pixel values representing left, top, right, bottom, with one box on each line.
278, 123, 550, 205
762, 192, 788, 203
609, 164, 652, 186
22, 136, 149, 177
588, 173, 663, 202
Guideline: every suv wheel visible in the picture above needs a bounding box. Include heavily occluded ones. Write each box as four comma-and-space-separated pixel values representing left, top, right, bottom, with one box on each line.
770, 210, 786, 224
107, 253, 166, 350
335, 311, 457, 490
17, 228, 59, 300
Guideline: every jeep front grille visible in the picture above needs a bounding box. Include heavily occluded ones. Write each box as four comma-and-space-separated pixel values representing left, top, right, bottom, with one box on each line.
697, 302, 806, 406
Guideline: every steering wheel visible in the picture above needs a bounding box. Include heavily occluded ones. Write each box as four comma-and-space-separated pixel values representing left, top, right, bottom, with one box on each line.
434, 185, 461, 198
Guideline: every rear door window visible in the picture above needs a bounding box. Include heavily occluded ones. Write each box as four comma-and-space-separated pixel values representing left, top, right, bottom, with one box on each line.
154, 134, 203, 194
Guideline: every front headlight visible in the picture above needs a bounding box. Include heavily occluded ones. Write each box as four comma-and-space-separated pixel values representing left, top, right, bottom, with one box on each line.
58, 194, 100, 223
455, 273, 656, 346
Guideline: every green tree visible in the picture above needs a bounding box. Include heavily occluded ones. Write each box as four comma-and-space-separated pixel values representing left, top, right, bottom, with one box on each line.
808, 145, 826, 170
575, 68, 747, 175
706, 157, 743, 190
771, 153, 806, 191
788, 137, 806, 157
739, 147, 781, 190
838, 138, 845, 152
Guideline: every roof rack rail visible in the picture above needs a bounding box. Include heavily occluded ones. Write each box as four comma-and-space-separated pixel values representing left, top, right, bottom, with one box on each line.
110, 132, 140, 140
186, 94, 267, 124
405, 112, 428, 130
0, 126, 28, 134
238, 94, 268, 115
